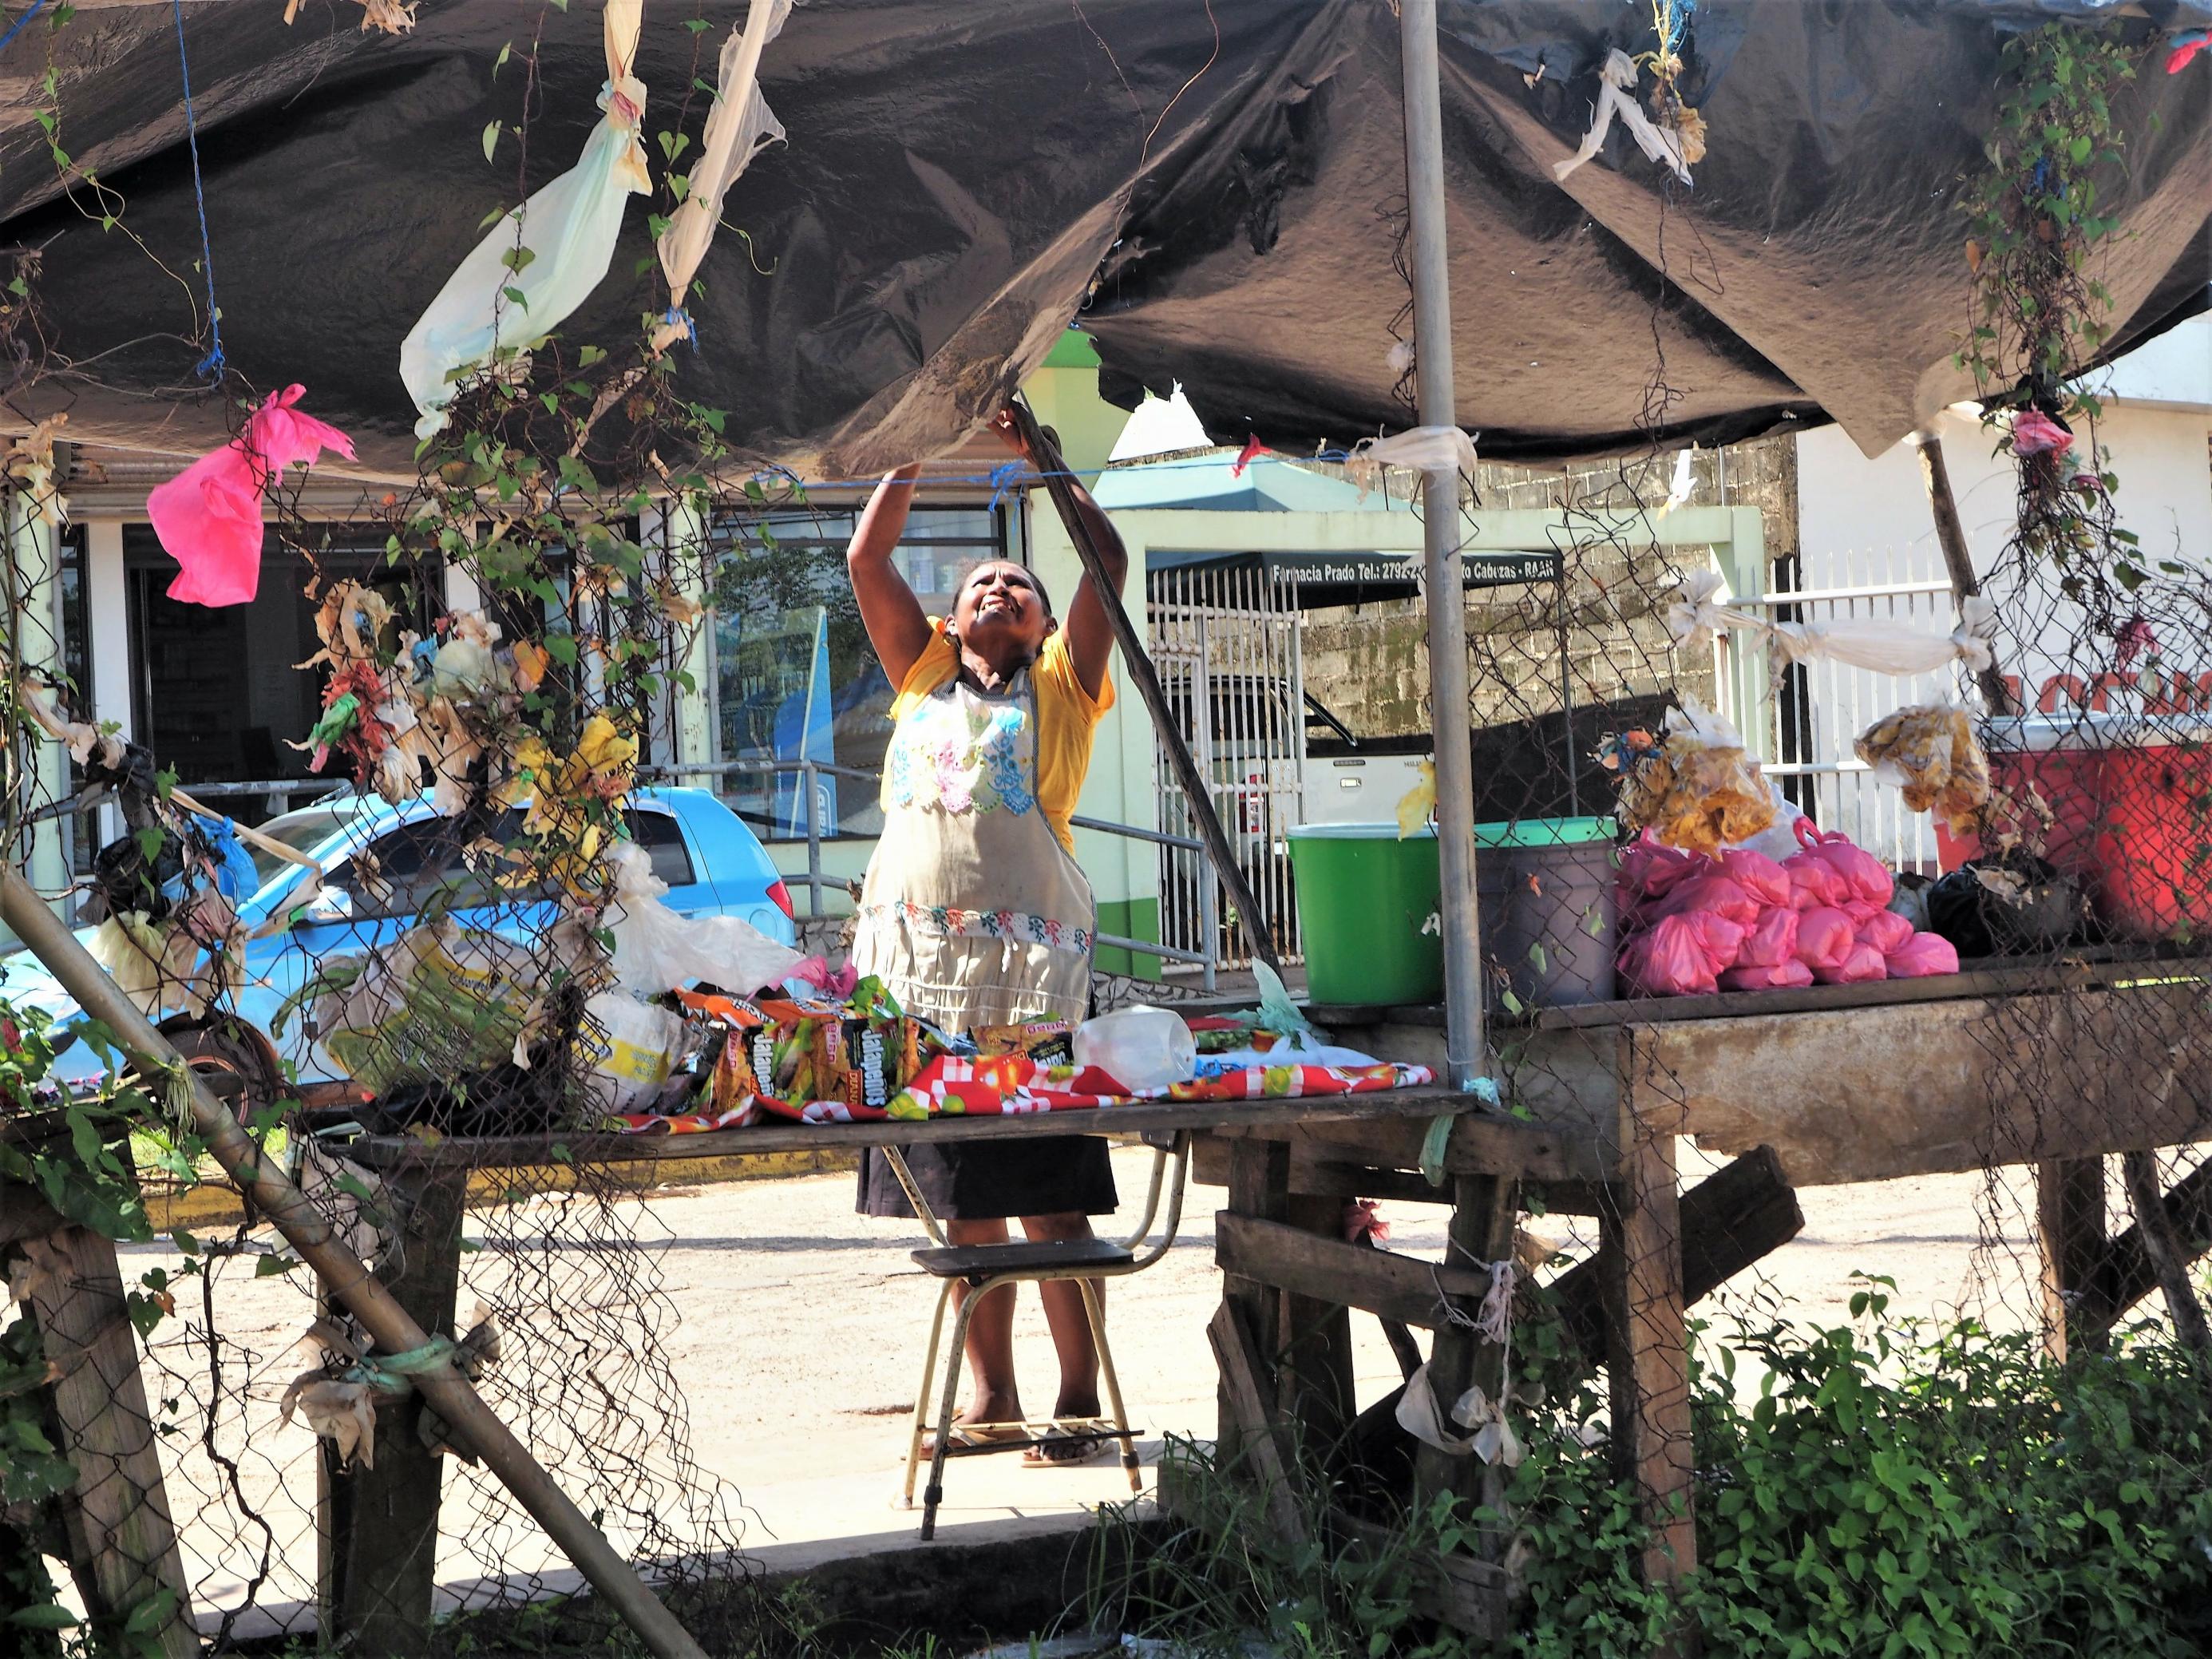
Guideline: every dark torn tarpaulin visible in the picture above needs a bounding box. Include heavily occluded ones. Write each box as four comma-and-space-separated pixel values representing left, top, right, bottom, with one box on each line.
0, 0, 2206, 479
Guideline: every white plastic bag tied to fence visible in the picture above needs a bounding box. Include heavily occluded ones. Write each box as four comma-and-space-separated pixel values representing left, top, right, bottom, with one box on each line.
1553, 49, 1692, 188
400, 0, 650, 437
653, 0, 793, 352
1343, 425, 1479, 499
1669, 570, 1996, 676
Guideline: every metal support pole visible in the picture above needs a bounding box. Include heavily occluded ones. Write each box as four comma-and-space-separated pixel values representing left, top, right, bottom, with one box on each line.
1399, 0, 1485, 1090
0, 866, 710, 1659
802, 758, 825, 921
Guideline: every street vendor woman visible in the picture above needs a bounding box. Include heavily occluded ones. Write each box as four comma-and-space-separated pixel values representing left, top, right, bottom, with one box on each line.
847, 405, 1129, 1464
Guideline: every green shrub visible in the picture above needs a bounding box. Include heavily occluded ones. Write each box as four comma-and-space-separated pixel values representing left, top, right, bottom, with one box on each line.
1089, 1281, 2212, 1659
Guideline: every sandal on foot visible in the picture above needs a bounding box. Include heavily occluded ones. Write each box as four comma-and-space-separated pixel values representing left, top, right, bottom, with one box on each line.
917, 1423, 1031, 1459
1023, 1429, 1114, 1468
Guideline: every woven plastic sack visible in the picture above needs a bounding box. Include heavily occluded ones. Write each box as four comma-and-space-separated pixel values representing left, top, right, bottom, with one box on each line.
1846, 901, 1913, 956
1734, 905, 1800, 968
1793, 819, 1893, 905
1793, 906, 1855, 974
1719, 960, 1813, 991
1814, 939, 1889, 985
1716, 847, 1791, 909
1886, 932, 1961, 979
1650, 873, 1759, 928
1620, 911, 1743, 998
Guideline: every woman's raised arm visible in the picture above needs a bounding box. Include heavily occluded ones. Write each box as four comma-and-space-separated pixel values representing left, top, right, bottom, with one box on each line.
845, 462, 933, 689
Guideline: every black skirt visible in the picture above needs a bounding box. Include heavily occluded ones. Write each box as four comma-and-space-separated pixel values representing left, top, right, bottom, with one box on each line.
857, 1135, 1118, 1221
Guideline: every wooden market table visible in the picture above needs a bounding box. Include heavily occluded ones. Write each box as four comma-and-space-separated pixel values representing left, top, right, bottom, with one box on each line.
226, 949, 2212, 1649
1300, 948, 2212, 1597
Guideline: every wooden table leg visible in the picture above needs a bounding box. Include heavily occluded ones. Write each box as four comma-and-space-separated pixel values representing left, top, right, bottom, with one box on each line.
1601, 1130, 1696, 1597
2037, 1158, 2107, 1361
1279, 1193, 1357, 1457
1413, 1173, 1518, 1516
22, 1225, 200, 1659
322, 1163, 466, 1658
1218, 1140, 1290, 1466
2120, 1151, 2212, 1354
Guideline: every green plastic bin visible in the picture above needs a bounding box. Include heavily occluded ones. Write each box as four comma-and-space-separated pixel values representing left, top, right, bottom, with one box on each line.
1287, 823, 1444, 1007
1289, 816, 1620, 1010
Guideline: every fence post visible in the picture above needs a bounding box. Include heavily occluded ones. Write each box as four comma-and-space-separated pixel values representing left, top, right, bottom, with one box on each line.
1198, 847, 1219, 994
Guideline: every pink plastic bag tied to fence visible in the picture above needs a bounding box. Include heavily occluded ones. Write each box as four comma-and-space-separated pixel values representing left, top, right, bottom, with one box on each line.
148, 384, 355, 608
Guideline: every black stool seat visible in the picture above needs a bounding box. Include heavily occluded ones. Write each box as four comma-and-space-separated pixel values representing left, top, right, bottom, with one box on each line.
910, 1238, 1135, 1279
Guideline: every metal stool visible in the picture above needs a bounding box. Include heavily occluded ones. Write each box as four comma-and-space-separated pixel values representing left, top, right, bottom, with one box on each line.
888, 1130, 1191, 1539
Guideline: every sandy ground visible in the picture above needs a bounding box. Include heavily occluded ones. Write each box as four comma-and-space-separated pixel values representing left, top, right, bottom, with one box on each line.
94, 1138, 2068, 1638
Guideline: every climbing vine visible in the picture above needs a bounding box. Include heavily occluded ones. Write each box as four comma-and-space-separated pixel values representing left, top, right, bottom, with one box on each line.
1956, 23, 2151, 597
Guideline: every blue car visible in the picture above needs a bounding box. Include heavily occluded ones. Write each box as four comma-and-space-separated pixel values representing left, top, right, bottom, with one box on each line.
0, 786, 797, 1103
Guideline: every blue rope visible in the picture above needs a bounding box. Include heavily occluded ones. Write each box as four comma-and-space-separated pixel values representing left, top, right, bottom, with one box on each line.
170, 0, 225, 382
983, 460, 1024, 512
0, 0, 50, 61
663, 307, 698, 351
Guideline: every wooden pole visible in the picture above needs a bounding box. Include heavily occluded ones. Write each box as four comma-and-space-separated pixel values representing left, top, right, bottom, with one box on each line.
0, 865, 711, 1659
1912, 430, 2013, 714
1003, 396, 1285, 977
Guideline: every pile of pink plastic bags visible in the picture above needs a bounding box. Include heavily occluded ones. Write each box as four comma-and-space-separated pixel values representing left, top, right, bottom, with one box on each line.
1617, 819, 1959, 997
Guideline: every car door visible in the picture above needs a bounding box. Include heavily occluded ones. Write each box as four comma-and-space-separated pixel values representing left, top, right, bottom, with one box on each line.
627, 802, 718, 917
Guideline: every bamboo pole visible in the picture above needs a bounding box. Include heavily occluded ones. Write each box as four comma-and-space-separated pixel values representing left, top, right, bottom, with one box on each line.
0, 865, 710, 1659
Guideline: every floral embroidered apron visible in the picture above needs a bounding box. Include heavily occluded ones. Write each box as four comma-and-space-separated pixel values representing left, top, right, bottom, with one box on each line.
852, 664, 1094, 1034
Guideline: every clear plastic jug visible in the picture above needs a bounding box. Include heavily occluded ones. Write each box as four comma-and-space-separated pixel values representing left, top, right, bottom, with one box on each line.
1072, 1004, 1198, 1092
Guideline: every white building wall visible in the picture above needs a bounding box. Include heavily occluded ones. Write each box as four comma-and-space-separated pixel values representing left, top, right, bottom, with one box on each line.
1790, 327, 2212, 864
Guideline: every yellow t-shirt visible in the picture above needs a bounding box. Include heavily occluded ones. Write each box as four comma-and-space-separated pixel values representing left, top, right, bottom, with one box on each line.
888, 619, 1114, 853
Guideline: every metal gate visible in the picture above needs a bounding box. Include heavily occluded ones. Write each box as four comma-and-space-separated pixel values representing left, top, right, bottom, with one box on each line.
1720, 544, 1960, 875
1148, 560, 1307, 968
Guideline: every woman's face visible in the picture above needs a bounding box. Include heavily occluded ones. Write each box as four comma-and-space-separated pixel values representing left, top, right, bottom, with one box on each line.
952, 560, 1054, 661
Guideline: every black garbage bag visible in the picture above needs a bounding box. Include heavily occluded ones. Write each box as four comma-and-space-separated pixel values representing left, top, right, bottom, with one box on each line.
366, 1064, 571, 1140
1925, 853, 2085, 960
88, 828, 185, 925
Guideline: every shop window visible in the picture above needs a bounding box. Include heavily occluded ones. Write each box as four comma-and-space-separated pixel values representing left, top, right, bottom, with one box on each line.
709, 502, 1009, 841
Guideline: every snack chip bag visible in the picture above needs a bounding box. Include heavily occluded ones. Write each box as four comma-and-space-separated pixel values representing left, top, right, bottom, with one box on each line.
1854, 703, 1992, 836
679, 980, 939, 1116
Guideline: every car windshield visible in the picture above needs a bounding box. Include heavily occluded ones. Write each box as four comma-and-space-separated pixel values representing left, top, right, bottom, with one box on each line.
246, 806, 358, 887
